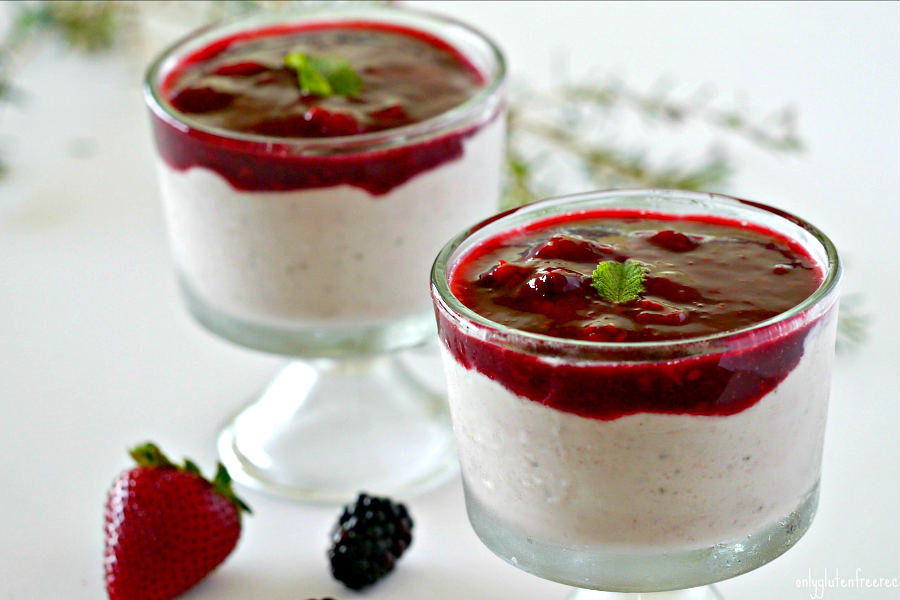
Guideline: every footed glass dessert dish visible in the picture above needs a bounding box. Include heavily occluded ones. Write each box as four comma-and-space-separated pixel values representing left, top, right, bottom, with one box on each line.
145, 5, 506, 501
431, 189, 840, 597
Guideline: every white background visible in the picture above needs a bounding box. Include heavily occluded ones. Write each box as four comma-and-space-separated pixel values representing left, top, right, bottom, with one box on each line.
0, 1, 898, 598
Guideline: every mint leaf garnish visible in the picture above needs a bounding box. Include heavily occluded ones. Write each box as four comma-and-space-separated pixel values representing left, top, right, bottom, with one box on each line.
592, 259, 647, 303
284, 51, 330, 96
284, 51, 362, 97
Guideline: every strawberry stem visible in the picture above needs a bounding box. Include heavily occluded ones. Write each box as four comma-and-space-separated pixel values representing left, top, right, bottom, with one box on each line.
129, 442, 175, 468
212, 463, 252, 514
127, 442, 251, 515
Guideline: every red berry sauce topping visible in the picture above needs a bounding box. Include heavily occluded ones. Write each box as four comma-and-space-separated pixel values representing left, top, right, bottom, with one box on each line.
438, 209, 829, 420
164, 25, 482, 137
150, 23, 493, 194
452, 211, 821, 342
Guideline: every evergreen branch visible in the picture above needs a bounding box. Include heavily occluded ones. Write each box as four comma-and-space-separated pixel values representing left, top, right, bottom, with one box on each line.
502, 145, 541, 209
507, 111, 732, 198
564, 83, 804, 152
836, 293, 870, 353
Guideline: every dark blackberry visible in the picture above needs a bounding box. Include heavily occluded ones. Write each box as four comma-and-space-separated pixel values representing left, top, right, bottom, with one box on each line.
327, 493, 414, 590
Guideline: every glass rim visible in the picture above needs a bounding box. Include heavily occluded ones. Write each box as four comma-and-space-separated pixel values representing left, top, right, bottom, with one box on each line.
431, 188, 842, 352
143, 4, 507, 155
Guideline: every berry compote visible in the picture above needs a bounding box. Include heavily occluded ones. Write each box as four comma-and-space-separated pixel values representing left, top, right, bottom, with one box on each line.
164, 23, 483, 139
451, 211, 821, 343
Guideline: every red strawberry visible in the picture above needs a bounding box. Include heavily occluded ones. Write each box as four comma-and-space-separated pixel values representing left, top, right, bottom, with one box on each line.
104, 442, 251, 600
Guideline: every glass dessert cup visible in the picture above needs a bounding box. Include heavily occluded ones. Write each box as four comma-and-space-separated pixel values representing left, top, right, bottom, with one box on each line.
431, 189, 841, 597
144, 5, 506, 502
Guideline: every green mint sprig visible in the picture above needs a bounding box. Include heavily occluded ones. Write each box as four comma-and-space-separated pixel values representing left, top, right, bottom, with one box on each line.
284, 51, 362, 97
592, 259, 647, 303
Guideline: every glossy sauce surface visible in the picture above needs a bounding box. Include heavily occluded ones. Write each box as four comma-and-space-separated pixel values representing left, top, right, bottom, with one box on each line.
164, 23, 483, 137
438, 210, 827, 420
151, 23, 495, 194
451, 211, 821, 342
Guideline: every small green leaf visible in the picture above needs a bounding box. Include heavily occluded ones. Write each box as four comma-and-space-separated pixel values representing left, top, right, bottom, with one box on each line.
284, 51, 331, 96
284, 51, 362, 97
129, 442, 175, 469
592, 259, 647, 303
126, 443, 251, 515
325, 64, 363, 97
212, 463, 252, 515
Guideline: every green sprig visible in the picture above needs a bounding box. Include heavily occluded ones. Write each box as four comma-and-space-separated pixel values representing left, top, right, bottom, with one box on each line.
592, 259, 647, 303
284, 51, 362, 97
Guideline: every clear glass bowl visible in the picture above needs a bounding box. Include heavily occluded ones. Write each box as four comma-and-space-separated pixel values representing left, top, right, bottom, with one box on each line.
431, 189, 841, 595
144, 4, 506, 501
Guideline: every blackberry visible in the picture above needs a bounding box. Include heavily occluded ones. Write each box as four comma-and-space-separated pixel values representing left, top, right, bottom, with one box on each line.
327, 493, 414, 590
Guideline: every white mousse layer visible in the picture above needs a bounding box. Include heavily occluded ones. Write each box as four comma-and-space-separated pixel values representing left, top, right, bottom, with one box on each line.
157, 119, 503, 328
442, 315, 837, 550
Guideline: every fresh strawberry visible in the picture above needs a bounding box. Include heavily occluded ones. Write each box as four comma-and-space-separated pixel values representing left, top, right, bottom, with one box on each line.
104, 442, 251, 600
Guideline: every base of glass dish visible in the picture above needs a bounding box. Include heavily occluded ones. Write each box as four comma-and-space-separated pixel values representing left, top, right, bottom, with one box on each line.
566, 585, 725, 600
179, 274, 435, 358
465, 483, 819, 592
218, 355, 458, 503
566, 586, 723, 599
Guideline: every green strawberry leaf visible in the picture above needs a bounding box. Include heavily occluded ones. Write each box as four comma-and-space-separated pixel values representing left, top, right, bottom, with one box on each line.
127, 442, 251, 515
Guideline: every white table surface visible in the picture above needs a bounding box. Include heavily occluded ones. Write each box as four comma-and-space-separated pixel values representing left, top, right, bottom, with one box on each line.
1, 2, 898, 598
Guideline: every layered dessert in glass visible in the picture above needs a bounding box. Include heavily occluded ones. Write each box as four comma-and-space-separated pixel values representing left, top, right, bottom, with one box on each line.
144, 6, 505, 500
431, 189, 840, 593
147, 7, 505, 355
